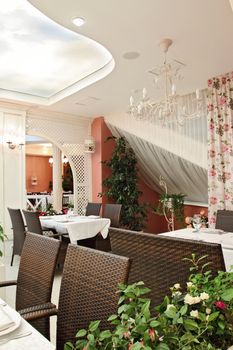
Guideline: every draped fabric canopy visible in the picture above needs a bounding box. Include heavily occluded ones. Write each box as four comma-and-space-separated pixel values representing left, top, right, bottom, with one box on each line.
105, 89, 208, 204
113, 90, 207, 167
107, 125, 208, 203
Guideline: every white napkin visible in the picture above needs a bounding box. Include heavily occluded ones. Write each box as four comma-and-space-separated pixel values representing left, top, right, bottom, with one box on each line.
0, 307, 15, 332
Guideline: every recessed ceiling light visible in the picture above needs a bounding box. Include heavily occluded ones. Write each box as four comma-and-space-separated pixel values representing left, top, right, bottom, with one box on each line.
72, 17, 86, 27
122, 51, 140, 60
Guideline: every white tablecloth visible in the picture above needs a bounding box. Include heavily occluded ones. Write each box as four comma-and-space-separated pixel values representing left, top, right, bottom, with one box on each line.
40, 215, 111, 244
160, 228, 233, 271
0, 299, 54, 350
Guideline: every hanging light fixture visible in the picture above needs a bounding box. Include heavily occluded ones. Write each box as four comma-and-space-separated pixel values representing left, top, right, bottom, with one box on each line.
62, 156, 68, 166
48, 156, 53, 165
128, 38, 204, 126
48, 155, 69, 166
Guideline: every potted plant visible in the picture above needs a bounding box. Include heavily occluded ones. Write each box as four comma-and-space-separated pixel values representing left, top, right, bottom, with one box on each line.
65, 255, 233, 350
154, 176, 185, 231
99, 136, 148, 231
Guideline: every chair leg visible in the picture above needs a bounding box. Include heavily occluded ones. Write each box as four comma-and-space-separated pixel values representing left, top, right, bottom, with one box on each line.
10, 253, 14, 266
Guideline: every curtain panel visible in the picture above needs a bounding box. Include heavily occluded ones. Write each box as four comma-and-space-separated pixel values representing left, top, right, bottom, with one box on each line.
208, 72, 233, 227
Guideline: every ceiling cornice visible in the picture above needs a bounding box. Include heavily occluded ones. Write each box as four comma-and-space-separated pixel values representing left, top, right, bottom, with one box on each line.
27, 107, 93, 127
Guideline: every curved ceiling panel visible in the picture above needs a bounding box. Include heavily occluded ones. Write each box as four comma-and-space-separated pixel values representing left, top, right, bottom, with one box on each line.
0, 0, 114, 105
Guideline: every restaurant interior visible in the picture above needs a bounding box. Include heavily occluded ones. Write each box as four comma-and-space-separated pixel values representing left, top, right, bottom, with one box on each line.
0, 0, 233, 349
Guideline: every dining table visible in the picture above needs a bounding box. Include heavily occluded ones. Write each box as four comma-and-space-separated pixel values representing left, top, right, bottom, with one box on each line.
0, 298, 55, 349
160, 227, 233, 271
40, 214, 111, 244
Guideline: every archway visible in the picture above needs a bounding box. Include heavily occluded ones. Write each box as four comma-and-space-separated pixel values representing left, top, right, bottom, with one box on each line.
25, 135, 75, 213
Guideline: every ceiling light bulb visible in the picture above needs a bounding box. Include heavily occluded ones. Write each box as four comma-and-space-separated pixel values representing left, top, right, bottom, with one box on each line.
72, 17, 85, 27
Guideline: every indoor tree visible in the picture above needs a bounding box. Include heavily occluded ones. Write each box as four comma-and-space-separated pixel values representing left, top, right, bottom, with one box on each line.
100, 136, 148, 231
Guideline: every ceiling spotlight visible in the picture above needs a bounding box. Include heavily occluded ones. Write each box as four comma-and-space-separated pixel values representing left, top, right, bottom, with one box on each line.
72, 17, 85, 27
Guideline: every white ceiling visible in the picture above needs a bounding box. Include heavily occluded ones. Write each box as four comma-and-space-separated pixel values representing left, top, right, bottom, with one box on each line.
0, 0, 113, 105
7, 0, 233, 118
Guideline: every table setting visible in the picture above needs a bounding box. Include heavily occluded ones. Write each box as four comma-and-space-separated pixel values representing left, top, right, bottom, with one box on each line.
40, 214, 111, 243
160, 227, 233, 271
0, 299, 54, 349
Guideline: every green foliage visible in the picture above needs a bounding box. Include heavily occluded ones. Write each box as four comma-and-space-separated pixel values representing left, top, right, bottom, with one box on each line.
62, 165, 73, 192
65, 255, 233, 350
155, 193, 185, 224
99, 136, 148, 231
46, 203, 58, 216
39, 204, 59, 216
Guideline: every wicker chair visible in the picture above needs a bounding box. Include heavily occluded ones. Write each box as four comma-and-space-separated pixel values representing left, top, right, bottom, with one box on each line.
7, 208, 26, 266
85, 202, 102, 216
23, 244, 130, 350
95, 203, 122, 252
109, 228, 225, 309
22, 210, 51, 235
77, 203, 102, 248
22, 209, 69, 265
216, 210, 233, 232
103, 203, 122, 227
0, 232, 61, 339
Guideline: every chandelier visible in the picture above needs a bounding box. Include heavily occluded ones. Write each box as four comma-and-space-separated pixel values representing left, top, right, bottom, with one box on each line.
128, 38, 204, 126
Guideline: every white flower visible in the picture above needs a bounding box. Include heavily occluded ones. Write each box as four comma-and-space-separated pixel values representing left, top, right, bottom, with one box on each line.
206, 308, 211, 314
190, 310, 199, 318
172, 291, 182, 297
200, 292, 209, 301
184, 294, 201, 305
193, 296, 201, 304
186, 282, 194, 288
206, 315, 209, 321
173, 283, 181, 290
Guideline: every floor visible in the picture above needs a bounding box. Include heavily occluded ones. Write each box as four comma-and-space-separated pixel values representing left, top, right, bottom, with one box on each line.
1, 239, 62, 346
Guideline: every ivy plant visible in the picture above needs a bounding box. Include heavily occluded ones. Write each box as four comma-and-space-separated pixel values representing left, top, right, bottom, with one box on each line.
155, 193, 185, 224
99, 136, 148, 231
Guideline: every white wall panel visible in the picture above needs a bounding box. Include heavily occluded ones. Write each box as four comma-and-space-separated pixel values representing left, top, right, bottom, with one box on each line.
0, 109, 26, 238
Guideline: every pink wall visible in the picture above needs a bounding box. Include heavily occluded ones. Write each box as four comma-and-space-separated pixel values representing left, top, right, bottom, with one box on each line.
91, 117, 116, 205
91, 117, 102, 203
91, 117, 208, 234
26, 155, 52, 193
138, 180, 168, 233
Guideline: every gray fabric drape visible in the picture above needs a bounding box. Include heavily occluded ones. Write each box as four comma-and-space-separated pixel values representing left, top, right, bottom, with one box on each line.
107, 125, 208, 203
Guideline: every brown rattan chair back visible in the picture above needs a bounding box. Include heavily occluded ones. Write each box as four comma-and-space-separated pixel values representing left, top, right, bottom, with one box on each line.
7, 208, 26, 266
95, 203, 122, 252
56, 245, 130, 350
216, 210, 233, 232
16, 232, 61, 338
102, 203, 122, 227
22, 210, 43, 234
109, 228, 225, 309
85, 202, 102, 216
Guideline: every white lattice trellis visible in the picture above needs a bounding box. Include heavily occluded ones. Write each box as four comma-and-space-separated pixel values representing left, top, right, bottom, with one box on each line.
26, 116, 91, 214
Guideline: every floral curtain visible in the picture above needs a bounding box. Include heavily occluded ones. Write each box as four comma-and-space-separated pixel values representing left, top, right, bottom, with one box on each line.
208, 72, 233, 227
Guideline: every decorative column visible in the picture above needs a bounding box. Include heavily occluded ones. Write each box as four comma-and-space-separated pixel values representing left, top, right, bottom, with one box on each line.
52, 145, 62, 212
